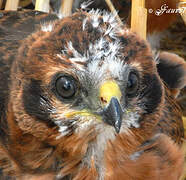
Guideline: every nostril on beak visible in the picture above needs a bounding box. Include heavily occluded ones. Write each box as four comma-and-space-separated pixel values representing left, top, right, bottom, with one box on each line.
100, 97, 107, 104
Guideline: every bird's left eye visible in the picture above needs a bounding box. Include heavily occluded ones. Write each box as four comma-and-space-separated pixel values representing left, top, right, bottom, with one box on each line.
126, 72, 138, 97
55, 76, 77, 99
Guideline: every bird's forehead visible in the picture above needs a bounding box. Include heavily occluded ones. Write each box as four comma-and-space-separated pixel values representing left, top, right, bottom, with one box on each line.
57, 38, 129, 82
53, 10, 151, 74
51, 10, 148, 81
20, 10, 153, 82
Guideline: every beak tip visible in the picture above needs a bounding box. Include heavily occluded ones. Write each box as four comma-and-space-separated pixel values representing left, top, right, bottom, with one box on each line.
115, 120, 122, 134
115, 126, 120, 133
102, 97, 123, 133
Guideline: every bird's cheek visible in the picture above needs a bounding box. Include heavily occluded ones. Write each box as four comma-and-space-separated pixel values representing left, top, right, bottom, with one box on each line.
64, 110, 102, 123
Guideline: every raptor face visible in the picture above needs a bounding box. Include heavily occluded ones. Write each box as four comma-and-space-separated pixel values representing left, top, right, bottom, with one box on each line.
10, 10, 165, 142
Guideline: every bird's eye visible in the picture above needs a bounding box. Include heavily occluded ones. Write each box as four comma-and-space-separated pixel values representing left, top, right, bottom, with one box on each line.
126, 72, 138, 96
55, 76, 76, 99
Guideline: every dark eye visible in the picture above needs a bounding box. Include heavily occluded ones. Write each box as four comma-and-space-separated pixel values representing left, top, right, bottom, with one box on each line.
126, 72, 138, 96
55, 76, 77, 99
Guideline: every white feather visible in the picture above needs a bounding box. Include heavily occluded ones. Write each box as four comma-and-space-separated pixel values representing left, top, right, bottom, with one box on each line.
41, 22, 54, 32
80, 0, 94, 10
82, 17, 88, 31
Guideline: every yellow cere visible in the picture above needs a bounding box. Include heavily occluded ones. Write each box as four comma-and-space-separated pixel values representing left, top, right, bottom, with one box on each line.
99, 81, 122, 105
65, 109, 102, 122
65, 81, 122, 122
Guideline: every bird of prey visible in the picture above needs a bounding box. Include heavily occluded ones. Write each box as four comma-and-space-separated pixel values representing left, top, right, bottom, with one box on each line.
0, 8, 185, 179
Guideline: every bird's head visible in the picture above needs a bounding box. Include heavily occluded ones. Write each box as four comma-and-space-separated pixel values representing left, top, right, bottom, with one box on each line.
10, 10, 165, 143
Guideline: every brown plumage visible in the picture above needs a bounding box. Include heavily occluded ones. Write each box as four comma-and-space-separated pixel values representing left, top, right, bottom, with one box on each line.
0, 9, 185, 179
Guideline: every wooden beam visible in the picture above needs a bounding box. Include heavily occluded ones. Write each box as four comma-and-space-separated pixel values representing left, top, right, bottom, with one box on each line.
5, 0, 19, 10
179, 0, 186, 25
35, 0, 50, 13
131, 0, 147, 40
105, 0, 122, 25
19, 0, 32, 8
0, 0, 3, 9
59, 0, 74, 17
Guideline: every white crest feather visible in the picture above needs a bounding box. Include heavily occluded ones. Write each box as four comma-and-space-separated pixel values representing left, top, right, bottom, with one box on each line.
41, 22, 54, 32
80, 0, 94, 10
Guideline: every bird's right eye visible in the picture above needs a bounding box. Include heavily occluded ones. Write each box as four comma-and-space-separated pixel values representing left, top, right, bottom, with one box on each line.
126, 72, 139, 97
55, 76, 77, 99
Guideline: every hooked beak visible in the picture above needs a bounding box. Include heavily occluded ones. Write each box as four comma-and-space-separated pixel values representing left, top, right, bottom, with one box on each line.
99, 81, 123, 133
101, 97, 123, 133
65, 81, 123, 133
